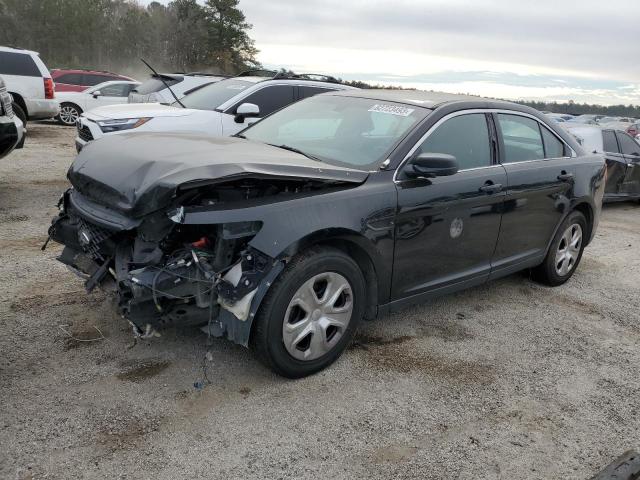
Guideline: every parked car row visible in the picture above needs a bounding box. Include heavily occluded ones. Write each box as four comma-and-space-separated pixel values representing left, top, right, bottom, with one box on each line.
74, 71, 355, 151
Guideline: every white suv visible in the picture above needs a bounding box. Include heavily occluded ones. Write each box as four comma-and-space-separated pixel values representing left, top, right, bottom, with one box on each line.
0, 46, 60, 124
75, 72, 356, 151
128, 73, 227, 104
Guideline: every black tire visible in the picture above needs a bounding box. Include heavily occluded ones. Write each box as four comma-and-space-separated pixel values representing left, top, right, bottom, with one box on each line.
57, 103, 82, 126
12, 102, 27, 126
251, 246, 366, 378
533, 210, 587, 286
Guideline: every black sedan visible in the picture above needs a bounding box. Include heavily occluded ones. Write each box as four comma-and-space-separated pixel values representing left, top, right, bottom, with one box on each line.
564, 124, 640, 203
47, 90, 606, 377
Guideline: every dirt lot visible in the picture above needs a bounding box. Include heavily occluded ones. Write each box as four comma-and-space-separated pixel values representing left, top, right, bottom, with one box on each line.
1, 123, 639, 479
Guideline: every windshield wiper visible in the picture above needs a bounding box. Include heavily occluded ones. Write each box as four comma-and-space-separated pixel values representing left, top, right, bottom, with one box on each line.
234, 133, 246, 139
269, 144, 323, 162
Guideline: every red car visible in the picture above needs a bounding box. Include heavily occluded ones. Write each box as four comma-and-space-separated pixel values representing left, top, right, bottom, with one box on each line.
50, 69, 136, 92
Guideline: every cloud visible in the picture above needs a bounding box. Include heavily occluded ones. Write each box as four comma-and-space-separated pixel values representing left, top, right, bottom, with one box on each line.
140, 0, 640, 104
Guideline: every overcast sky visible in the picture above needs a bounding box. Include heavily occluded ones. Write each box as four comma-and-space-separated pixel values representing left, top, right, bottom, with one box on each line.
144, 0, 640, 105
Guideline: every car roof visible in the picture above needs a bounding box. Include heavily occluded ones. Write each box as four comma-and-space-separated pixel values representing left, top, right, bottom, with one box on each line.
328, 88, 534, 110
0, 45, 39, 56
91, 80, 140, 89
52, 68, 126, 75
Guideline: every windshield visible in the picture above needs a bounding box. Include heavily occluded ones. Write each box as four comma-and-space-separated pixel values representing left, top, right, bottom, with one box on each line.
241, 95, 427, 170
174, 79, 252, 110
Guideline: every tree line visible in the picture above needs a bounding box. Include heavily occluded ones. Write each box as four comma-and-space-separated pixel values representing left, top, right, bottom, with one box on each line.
514, 100, 640, 117
0, 0, 259, 76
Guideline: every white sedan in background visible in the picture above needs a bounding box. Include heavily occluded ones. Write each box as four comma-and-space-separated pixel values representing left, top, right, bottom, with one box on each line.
55, 80, 140, 126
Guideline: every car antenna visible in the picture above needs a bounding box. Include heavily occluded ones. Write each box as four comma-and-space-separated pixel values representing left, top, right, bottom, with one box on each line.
140, 58, 186, 108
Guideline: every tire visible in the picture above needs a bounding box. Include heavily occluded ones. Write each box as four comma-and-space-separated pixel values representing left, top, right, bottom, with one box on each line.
251, 246, 366, 378
533, 210, 587, 286
12, 102, 27, 126
57, 103, 82, 126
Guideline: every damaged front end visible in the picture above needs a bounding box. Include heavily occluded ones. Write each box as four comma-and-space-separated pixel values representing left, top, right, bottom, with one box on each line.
46, 134, 369, 346
47, 186, 285, 346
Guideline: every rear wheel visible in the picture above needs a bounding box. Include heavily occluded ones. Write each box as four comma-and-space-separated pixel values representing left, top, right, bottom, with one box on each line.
57, 103, 81, 126
251, 247, 365, 378
533, 210, 587, 286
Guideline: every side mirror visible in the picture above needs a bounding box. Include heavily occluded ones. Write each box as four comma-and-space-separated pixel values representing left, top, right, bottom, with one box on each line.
92, 90, 102, 98
405, 153, 459, 178
234, 103, 260, 123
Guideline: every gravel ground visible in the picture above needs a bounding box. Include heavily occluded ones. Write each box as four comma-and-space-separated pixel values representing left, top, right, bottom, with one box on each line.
1, 123, 639, 480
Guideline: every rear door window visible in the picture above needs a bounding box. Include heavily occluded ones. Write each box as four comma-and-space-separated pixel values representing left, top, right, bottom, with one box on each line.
0, 51, 41, 77
602, 130, 620, 153
98, 84, 130, 97
415, 113, 492, 170
497, 114, 544, 162
234, 85, 295, 117
617, 132, 640, 156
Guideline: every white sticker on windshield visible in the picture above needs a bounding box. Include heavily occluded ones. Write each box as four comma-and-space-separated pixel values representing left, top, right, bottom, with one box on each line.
368, 104, 415, 117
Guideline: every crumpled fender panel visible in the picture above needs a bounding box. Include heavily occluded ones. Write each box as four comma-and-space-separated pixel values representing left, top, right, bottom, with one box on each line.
181, 175, 398, 305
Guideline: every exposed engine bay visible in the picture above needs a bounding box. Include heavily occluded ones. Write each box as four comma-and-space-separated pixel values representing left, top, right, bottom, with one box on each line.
46, 177, 348, 344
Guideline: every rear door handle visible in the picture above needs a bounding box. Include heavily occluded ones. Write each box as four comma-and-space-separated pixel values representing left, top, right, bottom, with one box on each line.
557, 172, 574, 182
479, 182, 503, 194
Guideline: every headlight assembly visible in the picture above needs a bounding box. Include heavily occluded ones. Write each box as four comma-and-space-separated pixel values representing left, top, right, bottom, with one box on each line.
96, 117, 151, 133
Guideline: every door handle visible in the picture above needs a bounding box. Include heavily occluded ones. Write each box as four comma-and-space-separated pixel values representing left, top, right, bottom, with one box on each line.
557, 172, 574, 182
479, 182, 503, 194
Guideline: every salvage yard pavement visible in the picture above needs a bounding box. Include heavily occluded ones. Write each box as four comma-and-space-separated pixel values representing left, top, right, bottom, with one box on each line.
1, 123, 639, 479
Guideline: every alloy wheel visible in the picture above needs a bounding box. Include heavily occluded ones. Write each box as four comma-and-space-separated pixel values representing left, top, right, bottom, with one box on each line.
282, 272, 354, 361
59, 105, 79, 126
555, 223, 582, 276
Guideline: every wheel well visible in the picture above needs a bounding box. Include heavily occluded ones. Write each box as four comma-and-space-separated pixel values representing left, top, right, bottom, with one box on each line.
304, 238, 379, 320
60, 101, 82, 113
8, 92, 27, 115
573, 202, 594, 243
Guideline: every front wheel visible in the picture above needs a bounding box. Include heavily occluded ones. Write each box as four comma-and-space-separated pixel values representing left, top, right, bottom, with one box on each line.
57, 103, 81, 126
251, 247, 366, 378
12, 102, 27, 126
533, 210, 587, 286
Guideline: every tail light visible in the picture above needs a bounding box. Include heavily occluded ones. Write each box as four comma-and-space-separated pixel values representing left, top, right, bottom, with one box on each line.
627, 126, 638, 136
44, 78, 55, 99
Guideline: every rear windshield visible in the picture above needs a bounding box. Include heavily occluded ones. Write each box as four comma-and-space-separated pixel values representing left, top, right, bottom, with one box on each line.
132, 75, 181, 95
0, 51, 40, 77
174, 79, 252, 110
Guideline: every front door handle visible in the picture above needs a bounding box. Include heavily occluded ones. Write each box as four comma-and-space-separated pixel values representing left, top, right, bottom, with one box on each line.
479, 182, 503, 194
557, 172, 574, 182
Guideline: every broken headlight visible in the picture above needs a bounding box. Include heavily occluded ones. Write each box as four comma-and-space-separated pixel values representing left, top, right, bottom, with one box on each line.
96, 117, 151, 133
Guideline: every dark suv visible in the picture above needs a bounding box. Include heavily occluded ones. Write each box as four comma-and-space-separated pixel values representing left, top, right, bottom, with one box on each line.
47, 90, 606, 377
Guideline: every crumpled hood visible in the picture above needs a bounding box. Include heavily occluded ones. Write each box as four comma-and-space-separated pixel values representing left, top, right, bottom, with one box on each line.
83, 103, 195, 121
68, 132, 369, 218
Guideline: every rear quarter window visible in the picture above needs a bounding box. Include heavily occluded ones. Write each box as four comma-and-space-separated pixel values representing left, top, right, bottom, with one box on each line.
541, 126, 566, 158
0, 51, 41, 77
